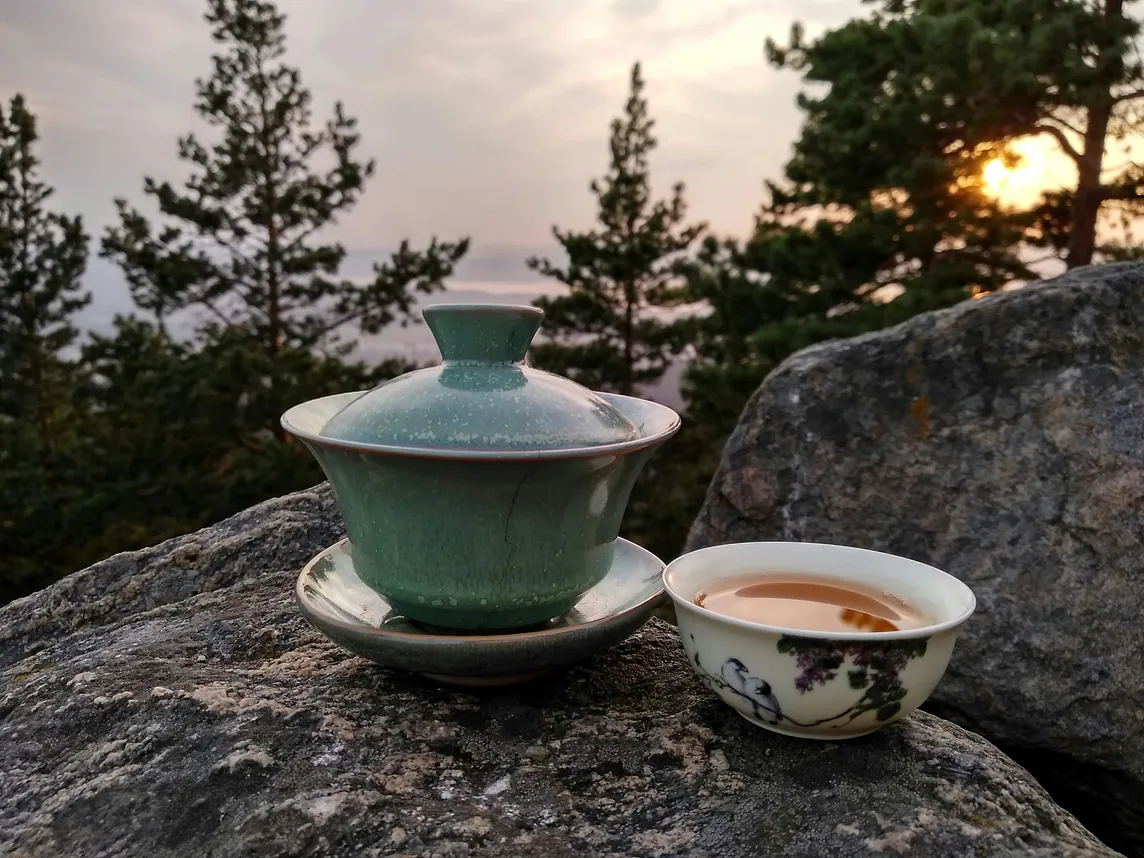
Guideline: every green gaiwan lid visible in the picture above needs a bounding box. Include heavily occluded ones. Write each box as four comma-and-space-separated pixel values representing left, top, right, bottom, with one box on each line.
319, 304, 640, 453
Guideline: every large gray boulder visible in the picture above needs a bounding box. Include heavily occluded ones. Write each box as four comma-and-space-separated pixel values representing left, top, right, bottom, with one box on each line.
0, 487, 1121, 857
687, 262, 1144, 855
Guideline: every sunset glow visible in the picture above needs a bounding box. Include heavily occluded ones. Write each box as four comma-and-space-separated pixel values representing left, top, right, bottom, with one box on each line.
983, 158, 1009, 193
981, 136, 1076, 207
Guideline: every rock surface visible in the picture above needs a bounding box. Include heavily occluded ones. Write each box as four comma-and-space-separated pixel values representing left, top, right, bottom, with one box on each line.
0, 486, 1122, 857
687, 261, 1144, 855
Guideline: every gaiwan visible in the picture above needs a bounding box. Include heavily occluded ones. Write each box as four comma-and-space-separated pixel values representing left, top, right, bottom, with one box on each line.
281, 303, 680, 631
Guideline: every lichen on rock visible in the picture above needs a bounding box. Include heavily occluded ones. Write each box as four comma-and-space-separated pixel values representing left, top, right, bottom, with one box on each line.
0, 482, 1123, 856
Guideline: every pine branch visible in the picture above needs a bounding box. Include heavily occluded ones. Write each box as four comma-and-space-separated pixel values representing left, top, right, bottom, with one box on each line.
1113, 87, 1144, 102
1097, 183, 1144, 202
1034, 123, 1083, 165
1041, 111, 1085, 138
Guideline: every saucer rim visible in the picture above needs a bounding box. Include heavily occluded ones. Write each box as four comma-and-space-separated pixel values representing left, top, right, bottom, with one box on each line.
295, 536, 666, 645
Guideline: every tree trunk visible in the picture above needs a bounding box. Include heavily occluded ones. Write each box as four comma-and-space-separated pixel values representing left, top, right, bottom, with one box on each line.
266, 206, 280, 355
257, 75, 287, 442
258, 71, 282, 358
622, 286, 635, 397
1066, 110, 1111, 269
263, 156, 281, 357
21, 298, 52, 453
16, 156, 53, 452
1066, 0, 1122, 269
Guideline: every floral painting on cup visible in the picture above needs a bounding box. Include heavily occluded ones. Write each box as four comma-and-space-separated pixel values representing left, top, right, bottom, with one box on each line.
689, 632, 930, 731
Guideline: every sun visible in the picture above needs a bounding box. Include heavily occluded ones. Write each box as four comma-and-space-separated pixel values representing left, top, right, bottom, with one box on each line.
983, 158, 1010, 193
979, 137, 1076, 206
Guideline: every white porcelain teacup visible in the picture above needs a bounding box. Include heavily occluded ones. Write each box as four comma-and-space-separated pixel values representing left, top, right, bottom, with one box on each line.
664, 542, 976, 740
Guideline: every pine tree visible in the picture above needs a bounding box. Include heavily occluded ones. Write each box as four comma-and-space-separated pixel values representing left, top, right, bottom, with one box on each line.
760, 6, 1039, 310
674, 0, 1050, 423
63, 316, 394, 571
767, 0, 1144, 270
632, 5, 1065, 562
0, 94, 89, 601
0, 94, 90, 450
101, 0, 468, 356
526, 62, 705, 396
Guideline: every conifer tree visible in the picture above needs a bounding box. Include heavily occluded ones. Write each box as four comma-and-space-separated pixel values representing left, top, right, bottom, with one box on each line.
527, 62, 705, 396
0, 94, 89, 601
0, 94, 89, 449
102, 0, 468, 355
767, 0, 1144, 270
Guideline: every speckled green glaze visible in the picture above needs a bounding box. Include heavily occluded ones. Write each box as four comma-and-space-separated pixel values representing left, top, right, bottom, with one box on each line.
295, 536, 666, 684
281, 305, 680, 631
306, 435, 654, 628
321, 305, 639, 452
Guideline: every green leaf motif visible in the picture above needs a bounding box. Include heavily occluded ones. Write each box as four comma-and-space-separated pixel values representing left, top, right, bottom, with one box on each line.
848, 668, 869, 689
876, 702, 902, 722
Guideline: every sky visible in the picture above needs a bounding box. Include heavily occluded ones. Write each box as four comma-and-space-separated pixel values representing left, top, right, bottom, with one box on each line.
0, 0, 867, 324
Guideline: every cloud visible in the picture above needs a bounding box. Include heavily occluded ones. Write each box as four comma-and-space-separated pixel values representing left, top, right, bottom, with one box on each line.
0, 0, 865, 314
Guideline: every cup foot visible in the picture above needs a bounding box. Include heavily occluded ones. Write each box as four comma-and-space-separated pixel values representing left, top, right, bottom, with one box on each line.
387, 598, 577, 633
421, 669, 553, 687
736, 709, 883, 741
406, 617, 563, 637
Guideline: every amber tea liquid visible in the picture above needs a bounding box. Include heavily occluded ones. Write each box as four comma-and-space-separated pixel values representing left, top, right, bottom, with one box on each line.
693, 573, 929, 633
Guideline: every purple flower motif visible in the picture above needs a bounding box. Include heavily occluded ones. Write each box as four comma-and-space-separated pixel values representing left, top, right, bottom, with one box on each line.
778, 635, 929, 724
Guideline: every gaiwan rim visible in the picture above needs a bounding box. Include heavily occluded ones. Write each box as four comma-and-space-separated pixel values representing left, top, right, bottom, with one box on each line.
664, 541, 977, 641
282, 390, 681, 462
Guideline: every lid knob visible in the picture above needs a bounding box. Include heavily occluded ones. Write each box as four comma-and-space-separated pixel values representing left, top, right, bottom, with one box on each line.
424, 304, 543, 364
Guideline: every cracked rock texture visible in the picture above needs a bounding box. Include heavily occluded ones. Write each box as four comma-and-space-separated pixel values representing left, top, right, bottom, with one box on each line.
0, 487, 1123, 857
687, 261, 1144, 856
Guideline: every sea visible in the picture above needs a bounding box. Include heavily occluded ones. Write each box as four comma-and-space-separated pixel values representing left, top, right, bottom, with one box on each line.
351, 281, 687, 407
78, 259, 687, 408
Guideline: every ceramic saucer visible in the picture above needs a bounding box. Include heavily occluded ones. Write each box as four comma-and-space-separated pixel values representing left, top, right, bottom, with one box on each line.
295, 537, 665, 686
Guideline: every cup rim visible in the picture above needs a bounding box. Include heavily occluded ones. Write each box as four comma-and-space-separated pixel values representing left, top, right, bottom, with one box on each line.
663, 540, 976, 641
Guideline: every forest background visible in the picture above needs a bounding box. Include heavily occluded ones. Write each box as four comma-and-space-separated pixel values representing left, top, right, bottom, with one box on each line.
3, 0, 1143, 603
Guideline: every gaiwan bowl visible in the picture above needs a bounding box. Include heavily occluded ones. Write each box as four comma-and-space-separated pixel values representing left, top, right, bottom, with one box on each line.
664, 542, 975, 740
282, 304, 679, 632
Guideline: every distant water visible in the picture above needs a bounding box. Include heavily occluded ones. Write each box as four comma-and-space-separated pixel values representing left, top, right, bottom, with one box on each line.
351, 281, 566, 364
78, 268, 687, 408
352, 281, 687, 409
